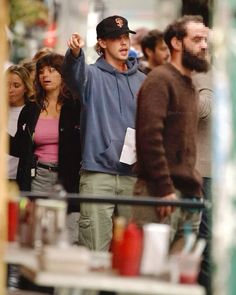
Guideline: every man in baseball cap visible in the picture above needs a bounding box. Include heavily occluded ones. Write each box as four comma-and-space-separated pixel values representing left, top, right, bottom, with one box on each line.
96, 15, 136, 39
63, 16, 145, 252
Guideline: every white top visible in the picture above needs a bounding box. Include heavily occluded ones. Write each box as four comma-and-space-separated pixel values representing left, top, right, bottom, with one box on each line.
7, 105, 24, 179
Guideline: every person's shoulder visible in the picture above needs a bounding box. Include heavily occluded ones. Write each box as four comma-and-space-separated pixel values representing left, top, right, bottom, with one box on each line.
138, 62, 150, 75
139, 65, 173, 94
24, 100, 38, 109
21, 101, 41, 118
62, 98, 80, 110
143, 64, 170, 82
192, 69, 213, 91
16, 102, 35, 123
152, 64, 172, 75
154, 64, 188, 84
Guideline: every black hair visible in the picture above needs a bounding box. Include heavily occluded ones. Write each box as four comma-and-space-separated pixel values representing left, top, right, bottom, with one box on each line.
141, 29, 164, 59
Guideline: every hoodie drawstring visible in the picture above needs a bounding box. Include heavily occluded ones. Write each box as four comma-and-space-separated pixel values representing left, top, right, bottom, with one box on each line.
115, 72, 122, 114
126, 75, 135, 100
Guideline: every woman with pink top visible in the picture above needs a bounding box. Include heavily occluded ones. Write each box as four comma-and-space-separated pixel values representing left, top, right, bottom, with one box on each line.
10, 53, 81, 194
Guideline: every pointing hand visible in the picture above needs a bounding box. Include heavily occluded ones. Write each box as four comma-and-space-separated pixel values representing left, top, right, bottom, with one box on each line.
67, 33, 85, 58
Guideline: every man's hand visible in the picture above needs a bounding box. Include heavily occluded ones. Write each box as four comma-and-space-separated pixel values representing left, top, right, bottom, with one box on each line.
67, 33, 85, 58
155, 193, 177, 220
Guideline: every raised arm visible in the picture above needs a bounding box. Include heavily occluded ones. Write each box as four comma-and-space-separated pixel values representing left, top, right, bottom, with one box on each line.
62, 33, 88, 101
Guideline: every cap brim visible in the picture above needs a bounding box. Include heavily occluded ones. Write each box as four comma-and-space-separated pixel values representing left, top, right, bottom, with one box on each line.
99, 29, 136, 39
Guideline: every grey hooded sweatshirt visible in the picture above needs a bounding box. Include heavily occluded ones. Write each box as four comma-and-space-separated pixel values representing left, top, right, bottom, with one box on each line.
62, 49, 146, 175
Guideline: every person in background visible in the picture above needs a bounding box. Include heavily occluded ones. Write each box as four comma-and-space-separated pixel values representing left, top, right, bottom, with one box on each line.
9, 53, 81, 194
139, 29, 170, 74
6, 65, 34, 181
62, 15, 146, 251
133, 15, 210, 250
20, 60, 36, 84
6, 65, 34, 292
130, 27, 149, 59
193, 68, 213, 295
32, 47, 54, 62
193, 69, 212, 202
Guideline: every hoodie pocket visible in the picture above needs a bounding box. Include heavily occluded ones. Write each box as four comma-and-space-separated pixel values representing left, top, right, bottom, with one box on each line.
95, 140, 123, 169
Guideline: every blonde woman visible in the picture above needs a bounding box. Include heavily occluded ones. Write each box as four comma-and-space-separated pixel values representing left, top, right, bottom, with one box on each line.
6, 65, 33, 180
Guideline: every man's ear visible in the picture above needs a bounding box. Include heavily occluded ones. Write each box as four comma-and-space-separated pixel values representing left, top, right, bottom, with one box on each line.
145, 48, 153, 58
98, 38, 106, 49
170, 37, 182, 51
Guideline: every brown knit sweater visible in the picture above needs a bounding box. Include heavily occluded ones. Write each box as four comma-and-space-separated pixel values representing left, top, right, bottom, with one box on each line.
135, 63, 202, 198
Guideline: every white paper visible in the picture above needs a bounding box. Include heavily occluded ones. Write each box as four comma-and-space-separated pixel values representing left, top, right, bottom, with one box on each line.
119, 127, 137, 165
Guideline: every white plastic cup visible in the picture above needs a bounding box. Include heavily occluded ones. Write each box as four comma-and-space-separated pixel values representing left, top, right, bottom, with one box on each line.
178, 254, 202, 284
140, 223, 170, 275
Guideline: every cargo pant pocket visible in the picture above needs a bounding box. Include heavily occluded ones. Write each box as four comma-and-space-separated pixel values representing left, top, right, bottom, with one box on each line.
78, 216, 94, 250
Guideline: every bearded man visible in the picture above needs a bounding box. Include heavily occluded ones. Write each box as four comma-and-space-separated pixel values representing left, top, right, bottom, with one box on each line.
134, 15, 209, 251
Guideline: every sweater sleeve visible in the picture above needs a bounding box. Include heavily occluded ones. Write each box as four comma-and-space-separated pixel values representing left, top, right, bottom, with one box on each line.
9, 106, 28, 157
62, 49, 88, 103
192, 71, 213, 121
136, 71, 175, 197
198, 88, 213, 120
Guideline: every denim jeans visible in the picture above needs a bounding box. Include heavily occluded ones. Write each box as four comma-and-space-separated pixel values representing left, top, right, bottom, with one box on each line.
198, 177, 212, 295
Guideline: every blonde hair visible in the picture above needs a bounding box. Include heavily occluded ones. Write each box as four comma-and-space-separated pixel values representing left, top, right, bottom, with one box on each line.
32, 47, 54, 62
20, 59, 36, 75
6, 65, 34, 102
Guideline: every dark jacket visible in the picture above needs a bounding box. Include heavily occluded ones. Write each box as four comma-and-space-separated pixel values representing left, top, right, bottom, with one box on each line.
135, 63, 202, 198
10, 100, 81, 193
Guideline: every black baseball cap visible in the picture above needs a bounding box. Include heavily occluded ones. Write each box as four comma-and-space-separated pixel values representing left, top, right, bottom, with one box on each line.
96, 15, 136, 39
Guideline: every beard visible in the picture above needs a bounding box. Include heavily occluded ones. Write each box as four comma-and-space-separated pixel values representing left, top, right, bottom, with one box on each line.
182, 44, 209, 73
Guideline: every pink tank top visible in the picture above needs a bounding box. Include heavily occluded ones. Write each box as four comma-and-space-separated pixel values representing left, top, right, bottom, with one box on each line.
34, 118, 59, 163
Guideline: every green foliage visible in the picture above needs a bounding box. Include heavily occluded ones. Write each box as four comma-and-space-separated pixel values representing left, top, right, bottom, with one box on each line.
9, 0, 49, 28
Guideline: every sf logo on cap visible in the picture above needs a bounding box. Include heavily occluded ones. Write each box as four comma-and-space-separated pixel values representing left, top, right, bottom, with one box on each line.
115, 18, 124, 28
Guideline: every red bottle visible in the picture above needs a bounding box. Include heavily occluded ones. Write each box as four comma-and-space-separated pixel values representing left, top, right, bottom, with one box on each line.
119, 223, 143, 276
8, 200, 18, 242
7, 182, 20, 242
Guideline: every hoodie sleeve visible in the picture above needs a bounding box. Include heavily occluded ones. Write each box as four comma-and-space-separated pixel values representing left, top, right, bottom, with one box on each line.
135, 70, 175, 197
62, 49, 89, 103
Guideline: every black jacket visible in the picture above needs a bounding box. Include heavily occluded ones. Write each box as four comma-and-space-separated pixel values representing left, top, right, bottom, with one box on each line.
10, 100, 81, 193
